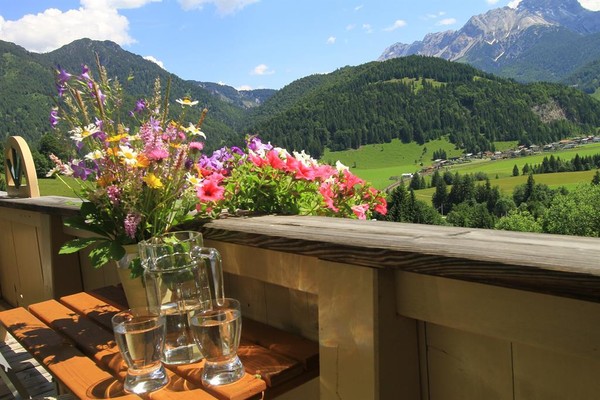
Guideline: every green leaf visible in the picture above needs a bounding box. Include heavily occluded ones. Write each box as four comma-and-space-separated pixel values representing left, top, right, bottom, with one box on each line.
59, 237, 103, 254
129, 257, 143, 279
63, 215, 109, 237
88, 241, 126, 269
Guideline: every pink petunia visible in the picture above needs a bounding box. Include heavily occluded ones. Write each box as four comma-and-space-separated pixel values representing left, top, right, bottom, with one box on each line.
374, 197, 387, 215
287, 156, 316, 181
266, 149, 286, 170
343, 170, 365, 188
319, 182, 339, 212
351, 204, 370, 220
248, 153, 266, 167
196, 178, 225, 202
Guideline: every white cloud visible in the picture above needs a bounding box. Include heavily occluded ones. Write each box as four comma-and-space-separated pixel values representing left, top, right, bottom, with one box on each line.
436, 18, 457, 26
251, 64, 274, 75
237, 85, 253, 91
0, 6, 135, 53
424, 11, 446, 20
362, 23, 373, 33
508, 0, 521, 8
178, 0, 259, 14
579, 0, 600, 10
486, 0, 500, 4
354, 5, 363, 11
384, 19, 406, 32
326, 36, 336, 44
346, 24, 356, 31
82, 0, 161, 8
143, 55, 165, 69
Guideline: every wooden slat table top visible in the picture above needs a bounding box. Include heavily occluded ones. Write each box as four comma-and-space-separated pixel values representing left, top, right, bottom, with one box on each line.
0, 288, 319, 400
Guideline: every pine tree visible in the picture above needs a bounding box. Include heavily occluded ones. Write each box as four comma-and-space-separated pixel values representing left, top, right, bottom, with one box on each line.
512, 164, 519, 177
432, 180, 448, 215
592, 171, 600, 186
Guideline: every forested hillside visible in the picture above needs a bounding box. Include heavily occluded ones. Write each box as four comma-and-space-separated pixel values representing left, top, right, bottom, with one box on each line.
0, 39, 245, 151
247, 56, 600, 158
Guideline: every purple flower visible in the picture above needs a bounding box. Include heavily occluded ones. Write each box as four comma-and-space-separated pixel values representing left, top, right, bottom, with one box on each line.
184, 158, 194, 170
248, 137, 272, 153
92, 130, 107, 142
56, 83, 66, 97
81, 64, 91, 81
56, 67, 72, 85
70, 160, 93, 181
198, 154, 223, 170
230, 146, 244, 156
124, 213, 142, 239
133, 99, 146, 114
106, 185, 120, 206
49, 108, 60, 128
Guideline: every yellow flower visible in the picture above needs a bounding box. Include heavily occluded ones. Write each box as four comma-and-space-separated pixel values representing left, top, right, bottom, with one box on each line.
143, 173, 163, 189
176, 97, 199, 107
106, 134, 129, 143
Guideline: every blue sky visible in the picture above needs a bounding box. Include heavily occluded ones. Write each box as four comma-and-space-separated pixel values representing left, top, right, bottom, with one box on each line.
1, 0, 599, 90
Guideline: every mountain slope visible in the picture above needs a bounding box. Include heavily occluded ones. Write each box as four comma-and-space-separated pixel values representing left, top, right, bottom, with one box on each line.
195, 81, 275, 109
0, 39, 249, 149
249, 56, 600, 157
379, 0, 600, 83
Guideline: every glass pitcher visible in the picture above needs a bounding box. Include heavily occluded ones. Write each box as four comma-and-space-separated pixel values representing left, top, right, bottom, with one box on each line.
138, 231, 224, 365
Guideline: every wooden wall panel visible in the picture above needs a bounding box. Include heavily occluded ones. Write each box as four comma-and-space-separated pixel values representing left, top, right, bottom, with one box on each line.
513, 343, 600, 400
0, 218, 18, 306
395, 270, 600, 361
426, 324, 513, 400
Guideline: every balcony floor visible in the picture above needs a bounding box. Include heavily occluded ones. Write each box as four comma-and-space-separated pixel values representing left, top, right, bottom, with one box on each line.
0, 299, 62, 399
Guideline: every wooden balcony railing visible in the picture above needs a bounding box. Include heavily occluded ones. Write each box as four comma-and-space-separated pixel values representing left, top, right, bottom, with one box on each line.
1, 193, 600, 399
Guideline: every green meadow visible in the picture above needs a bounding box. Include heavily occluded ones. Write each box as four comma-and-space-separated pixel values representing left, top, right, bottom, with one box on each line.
324, 138, 600, 199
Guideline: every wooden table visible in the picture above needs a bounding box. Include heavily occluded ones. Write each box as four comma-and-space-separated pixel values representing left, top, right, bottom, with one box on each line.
0, 287, 319, 399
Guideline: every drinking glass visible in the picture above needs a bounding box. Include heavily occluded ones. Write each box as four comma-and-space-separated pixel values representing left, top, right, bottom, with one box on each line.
190, 298, 244, 386
112, 307, 169, 394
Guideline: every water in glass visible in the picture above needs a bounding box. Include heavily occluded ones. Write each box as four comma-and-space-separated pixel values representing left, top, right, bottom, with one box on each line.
112, 308, 168, 394
190, 298, 244, 386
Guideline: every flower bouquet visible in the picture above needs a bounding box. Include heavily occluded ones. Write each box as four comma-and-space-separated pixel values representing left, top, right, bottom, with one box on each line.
49, 57, 208, 277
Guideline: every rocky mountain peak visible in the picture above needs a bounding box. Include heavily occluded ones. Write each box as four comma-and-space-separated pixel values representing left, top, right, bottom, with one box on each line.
378, 0, 600, 73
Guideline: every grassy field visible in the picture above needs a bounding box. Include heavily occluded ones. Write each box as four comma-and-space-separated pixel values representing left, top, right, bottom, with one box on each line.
413, 169, 598, 203
322, 137, 463, 189
325, 138, 600, 208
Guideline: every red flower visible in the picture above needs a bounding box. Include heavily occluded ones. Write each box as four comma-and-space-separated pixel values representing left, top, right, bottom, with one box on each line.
374, 197, 387, 215
266, 150, 286, 170
196, 178, 225, 202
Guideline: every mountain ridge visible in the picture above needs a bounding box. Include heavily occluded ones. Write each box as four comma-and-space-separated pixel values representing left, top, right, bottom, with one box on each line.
378, 0, 600, 84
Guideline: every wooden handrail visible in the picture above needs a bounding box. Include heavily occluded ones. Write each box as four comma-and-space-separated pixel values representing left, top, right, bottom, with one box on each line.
0, 195, 599, 302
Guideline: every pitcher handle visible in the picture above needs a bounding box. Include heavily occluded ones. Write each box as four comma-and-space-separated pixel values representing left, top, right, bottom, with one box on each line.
202, 248, 225, 306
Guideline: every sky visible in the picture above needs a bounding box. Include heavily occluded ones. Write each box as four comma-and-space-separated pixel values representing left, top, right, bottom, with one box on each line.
1, 0, 600, 90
